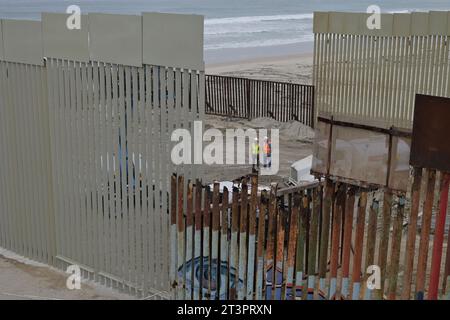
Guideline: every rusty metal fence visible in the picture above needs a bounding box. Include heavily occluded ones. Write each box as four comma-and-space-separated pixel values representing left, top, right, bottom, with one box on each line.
171, 172, 450, 300
205, 75, 315, 127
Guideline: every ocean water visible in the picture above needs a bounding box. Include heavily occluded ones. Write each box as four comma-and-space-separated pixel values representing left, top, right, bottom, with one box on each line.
1, 0, 450, 62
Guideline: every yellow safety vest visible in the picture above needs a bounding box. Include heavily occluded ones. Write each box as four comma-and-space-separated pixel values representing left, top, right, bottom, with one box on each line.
252, 143, 260, 155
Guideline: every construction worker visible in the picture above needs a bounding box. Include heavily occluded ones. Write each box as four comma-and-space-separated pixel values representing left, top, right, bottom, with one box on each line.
251, 137, 260, 170
263, 136, 272, 168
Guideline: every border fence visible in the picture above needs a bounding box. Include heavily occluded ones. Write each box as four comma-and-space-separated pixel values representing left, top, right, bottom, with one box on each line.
313, 11, 450, 129
205, 74, 315, 127
172, 171, 450, 300
0, 12, 205, 299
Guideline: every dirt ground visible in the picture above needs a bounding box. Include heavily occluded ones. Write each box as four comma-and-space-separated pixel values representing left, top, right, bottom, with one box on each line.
201, 114, 315, 185
0, 252, 133, 300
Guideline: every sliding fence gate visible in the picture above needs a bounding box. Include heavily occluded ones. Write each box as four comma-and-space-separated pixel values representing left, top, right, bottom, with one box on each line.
0, 12, 205, 298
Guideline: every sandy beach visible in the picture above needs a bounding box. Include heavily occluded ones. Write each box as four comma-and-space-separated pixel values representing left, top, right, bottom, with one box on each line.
206, 52, 314, 85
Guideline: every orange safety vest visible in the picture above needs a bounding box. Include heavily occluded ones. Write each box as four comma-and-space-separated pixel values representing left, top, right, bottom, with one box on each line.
264, 142, 271, 155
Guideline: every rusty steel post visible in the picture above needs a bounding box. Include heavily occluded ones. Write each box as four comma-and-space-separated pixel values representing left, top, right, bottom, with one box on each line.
428, 172, 450, 300
202, 186, 212, 300
318, 179, 334, 298
220, 187, 229, 300
285, 193, 300, 300
307, 187, 321, 299
298, 192, 309, 300
364, 197, 379, 300
237, 181, 249, 300
375, 189, 392, 300
387, 196, 405, 300
329, 184, 345, 299
351, 191, 367, 300
194, 180, 203, 300
401, 167, 423, 300
246, 174, 258, 300
265, 184, 278, 300
229, 186, 240, 300
211, 182, 220, 300
185, 182, 194, 299
415, 169, 437, 300
170, 175, 177, 296
255, 191, 268, 299
275, 207, 286, 300
341, 187, 356, 299
444, 205, 450, 299
176, 176, 186, 299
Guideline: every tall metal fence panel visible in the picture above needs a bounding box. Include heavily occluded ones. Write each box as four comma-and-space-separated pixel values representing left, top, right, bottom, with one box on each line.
206, 74, 315, 127
313, 11, 450, 129
0, 12, 205, 299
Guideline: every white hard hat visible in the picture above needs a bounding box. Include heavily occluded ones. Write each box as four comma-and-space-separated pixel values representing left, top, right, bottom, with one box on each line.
264, 136, 268, 140
254, 137, 258, 141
